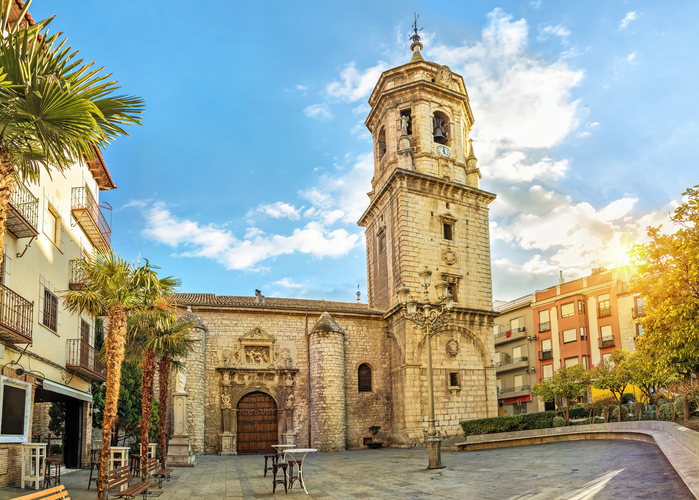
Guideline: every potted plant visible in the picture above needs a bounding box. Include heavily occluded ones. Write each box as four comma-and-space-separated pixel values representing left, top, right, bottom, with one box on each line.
368, 426, 382, 449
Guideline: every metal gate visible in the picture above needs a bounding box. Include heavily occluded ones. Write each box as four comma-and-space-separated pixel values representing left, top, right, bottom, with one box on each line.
236, 392, 278, 454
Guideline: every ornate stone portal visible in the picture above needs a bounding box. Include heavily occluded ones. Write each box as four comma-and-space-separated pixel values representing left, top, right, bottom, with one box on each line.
218, 327, 299, 455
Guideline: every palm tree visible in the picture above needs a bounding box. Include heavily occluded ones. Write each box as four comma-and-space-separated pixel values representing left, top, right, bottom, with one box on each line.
126, 310, 165, 480
149, 316, 197, 468
61, 252, 179, 500
0, 3, 144, 265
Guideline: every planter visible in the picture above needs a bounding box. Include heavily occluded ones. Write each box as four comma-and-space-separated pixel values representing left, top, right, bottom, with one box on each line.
367, 442, 383, 449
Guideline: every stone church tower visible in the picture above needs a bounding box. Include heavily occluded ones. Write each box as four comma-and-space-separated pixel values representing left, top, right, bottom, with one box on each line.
358, 34, 498, 445
171, 32, 498, 458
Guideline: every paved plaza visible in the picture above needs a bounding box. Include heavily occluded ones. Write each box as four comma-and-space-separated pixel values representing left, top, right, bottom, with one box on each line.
1, 441, 692, 500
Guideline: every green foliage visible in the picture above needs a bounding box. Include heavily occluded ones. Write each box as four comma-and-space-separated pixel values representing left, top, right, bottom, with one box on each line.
461, 411, 561, 436
48, 402, 65, 436
641, 411, 657, 420
621, 393, 635, 404
674, 396, 698, 419
94, 318, 105, 351
92, 361, 143, 442
630, 401, 646, 416
658, 402, 674, 420
630, 185, 699, 376
611, 405, 630, 421
531, 364, 590, 425
552, 416, 566, 427
568, 407, 588, 419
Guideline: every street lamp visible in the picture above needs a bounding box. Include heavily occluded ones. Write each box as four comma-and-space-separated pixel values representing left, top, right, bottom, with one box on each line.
397, 266, 454, 469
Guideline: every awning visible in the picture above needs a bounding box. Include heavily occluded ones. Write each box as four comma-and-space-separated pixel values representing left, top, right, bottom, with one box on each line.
503, 395, 532, 405
42, 380, 92, 402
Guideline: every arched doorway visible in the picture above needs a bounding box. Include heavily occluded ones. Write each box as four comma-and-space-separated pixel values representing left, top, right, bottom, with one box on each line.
236, 391, 278, 454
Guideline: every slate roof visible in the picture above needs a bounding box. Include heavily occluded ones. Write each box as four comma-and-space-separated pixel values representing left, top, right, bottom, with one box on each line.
174, 293, 384, 315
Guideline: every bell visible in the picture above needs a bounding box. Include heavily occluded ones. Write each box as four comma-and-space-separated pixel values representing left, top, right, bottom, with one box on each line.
433, 126, 446, 140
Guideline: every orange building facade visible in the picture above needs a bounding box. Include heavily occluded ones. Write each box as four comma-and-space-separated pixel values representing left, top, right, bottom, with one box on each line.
531, 267, 644, 410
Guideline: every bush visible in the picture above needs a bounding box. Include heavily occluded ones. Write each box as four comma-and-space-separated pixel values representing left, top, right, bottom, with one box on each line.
629, 402, 645, 417
50, 444, 62, 455
641, 410, 656, 420
519, 411, 559, 430
552, 416, 566, 427
460, 410, 560, 436
611, 405, 630, 421
674, 396, 699, 419
658, 402, 674, 420
567, 407, 588, 419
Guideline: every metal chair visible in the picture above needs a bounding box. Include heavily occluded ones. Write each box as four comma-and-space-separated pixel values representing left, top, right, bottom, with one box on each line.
44, 458, 61, 489
88, 449, 101, 490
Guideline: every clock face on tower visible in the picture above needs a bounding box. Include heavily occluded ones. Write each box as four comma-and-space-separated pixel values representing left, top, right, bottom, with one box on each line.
437, 146, 451, 158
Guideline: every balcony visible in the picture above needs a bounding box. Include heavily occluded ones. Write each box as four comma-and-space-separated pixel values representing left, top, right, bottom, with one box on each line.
0, 283, 33, 344
69, 260, 87, 290
495, 356, 529, 372
6, 182, 39, 238
598, 336, 615, 349
71, 187, 111, 250
66, 339, 106, 381
538, 350, 553, 361
494, 326, 527, 345
498, 385, 531, 399
598, 306, 611, 318
539, 321, 551, 333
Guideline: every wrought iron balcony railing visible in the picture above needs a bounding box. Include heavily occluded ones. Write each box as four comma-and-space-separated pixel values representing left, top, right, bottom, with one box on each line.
494, 326, 527, 343
538, 350, 553, 361
66, 339, 106, 381
598, 306, 611, 318
498, 385, 531, 395
599, 336, 615, 349
495, 356, 529, 368
0, 283, 33, 344
539, 321, 551, 333
6, 181, 39, 238
69, 260, 87, 290
71, 187, 111, 250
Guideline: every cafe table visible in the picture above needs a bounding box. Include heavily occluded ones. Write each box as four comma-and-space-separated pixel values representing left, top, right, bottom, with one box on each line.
282, 448, 317, 495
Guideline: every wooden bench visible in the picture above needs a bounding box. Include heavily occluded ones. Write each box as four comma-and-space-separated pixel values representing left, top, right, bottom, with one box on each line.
13, 485, 70, 500
105, 465, 151, 500
143, 457, 174, 488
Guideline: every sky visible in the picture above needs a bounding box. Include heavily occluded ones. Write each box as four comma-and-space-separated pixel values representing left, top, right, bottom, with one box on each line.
30, 1, 699, 303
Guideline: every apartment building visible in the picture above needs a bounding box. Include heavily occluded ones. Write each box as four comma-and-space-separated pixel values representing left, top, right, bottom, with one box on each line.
493, 295, 539, 416
531, 267, 642, 411
0, 144, 114, 484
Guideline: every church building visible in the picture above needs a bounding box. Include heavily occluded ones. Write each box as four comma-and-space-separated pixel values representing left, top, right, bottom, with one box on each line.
172, 34, 498, 459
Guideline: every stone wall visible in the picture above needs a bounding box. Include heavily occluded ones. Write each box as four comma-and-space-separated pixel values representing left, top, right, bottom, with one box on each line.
185, 324, 207, 455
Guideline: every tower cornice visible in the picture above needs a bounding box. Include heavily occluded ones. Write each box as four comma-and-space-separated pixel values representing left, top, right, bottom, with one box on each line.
358, 168, 496, 227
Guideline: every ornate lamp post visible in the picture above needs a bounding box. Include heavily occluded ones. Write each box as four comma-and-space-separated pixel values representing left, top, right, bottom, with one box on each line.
397, 266, 454, 469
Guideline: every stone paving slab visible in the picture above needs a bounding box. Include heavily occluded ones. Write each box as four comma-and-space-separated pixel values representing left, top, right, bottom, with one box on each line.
0, 441, 693, 500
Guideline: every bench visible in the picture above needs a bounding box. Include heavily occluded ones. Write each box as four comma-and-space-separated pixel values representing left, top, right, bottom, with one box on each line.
105, 465, 151, 500
13, 485, 70, 500
143, 457, 174, 488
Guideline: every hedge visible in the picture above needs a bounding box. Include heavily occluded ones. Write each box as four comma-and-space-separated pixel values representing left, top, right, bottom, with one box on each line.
460, 410, 560, 436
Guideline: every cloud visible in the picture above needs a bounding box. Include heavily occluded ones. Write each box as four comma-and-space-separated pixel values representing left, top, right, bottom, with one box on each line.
430, 8, 584, 182
247, 202, 302, 221
486, 152, 568, 182
619, 12, 639, 30
326, 61, 389, 102
296, 85, 308, 91
273, 277, 303, 288
626, 52, 637, 63
537, 24, 571, 42
140, 202, 361, 271
529, 0, 542, 8
304, 103, 333, 120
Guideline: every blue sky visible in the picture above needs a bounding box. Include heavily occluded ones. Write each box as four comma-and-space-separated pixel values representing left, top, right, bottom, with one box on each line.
32, 1, 699, 302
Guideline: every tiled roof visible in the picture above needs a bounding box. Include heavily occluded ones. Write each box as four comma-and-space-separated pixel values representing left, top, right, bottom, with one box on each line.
174, 293, 384, 315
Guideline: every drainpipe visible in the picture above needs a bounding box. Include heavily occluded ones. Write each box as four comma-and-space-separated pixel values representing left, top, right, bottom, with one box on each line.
305, 310, 311, 448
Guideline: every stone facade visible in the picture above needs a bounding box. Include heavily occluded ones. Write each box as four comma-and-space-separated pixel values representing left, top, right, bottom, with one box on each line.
171, 40, 497, 457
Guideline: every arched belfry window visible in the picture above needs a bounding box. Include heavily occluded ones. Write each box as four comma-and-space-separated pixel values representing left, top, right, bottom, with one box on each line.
377, 127, 387, 159
433, 111, 449, 145
358, 363, 372, 392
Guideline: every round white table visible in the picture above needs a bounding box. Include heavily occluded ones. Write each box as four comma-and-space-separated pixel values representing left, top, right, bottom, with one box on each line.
282, 448, 317, 495
271, 443, 296, 460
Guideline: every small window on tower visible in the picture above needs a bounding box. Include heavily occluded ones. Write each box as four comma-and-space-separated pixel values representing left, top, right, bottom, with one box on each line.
443, 223, 453, 241
449, 372, 460, 388
433, 111, 449, 145
447, 283, 458, 303
358, 364, 372, 392
378, 127, 387, 159
378, 233, 386, 254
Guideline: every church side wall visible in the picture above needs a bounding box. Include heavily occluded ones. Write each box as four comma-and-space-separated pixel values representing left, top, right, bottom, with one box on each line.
343, 318, 392, 449
185, 325, 207, 455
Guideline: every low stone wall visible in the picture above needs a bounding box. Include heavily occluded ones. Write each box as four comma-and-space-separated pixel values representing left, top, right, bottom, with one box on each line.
452, 421, 699, 498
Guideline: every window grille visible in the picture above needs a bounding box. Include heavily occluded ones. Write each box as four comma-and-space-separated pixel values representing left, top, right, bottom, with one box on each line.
358, 364, 372, 392
43, 289, 58, 332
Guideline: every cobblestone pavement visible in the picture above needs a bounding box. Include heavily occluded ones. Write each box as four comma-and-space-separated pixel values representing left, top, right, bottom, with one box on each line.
1, 440, 693, 499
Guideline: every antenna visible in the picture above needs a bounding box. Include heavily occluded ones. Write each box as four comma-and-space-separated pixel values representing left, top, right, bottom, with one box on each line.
409, 12, 423, 43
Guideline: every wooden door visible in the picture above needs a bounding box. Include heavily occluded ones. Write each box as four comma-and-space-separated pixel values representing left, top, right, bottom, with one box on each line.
236, 392, 278, 454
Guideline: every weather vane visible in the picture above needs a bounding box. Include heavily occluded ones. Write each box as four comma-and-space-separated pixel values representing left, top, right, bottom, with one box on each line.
357, 284, 361, 303
409, 12, 422, 43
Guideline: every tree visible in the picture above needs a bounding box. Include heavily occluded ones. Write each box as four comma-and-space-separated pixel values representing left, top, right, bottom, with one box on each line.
591, 350, 633, 422
531, 364, 589, 425
91, 361, 142, 445
627, 349, 678, 418
0, 4, 144, 267
61, 252, 178, 500
150, 316, 196, 468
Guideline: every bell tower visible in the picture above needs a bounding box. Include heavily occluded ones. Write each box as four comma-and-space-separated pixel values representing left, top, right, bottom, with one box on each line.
358, 29, 498, 444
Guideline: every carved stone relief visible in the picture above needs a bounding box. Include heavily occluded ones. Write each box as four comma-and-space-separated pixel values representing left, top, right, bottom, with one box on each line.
446, 338, 460, 357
